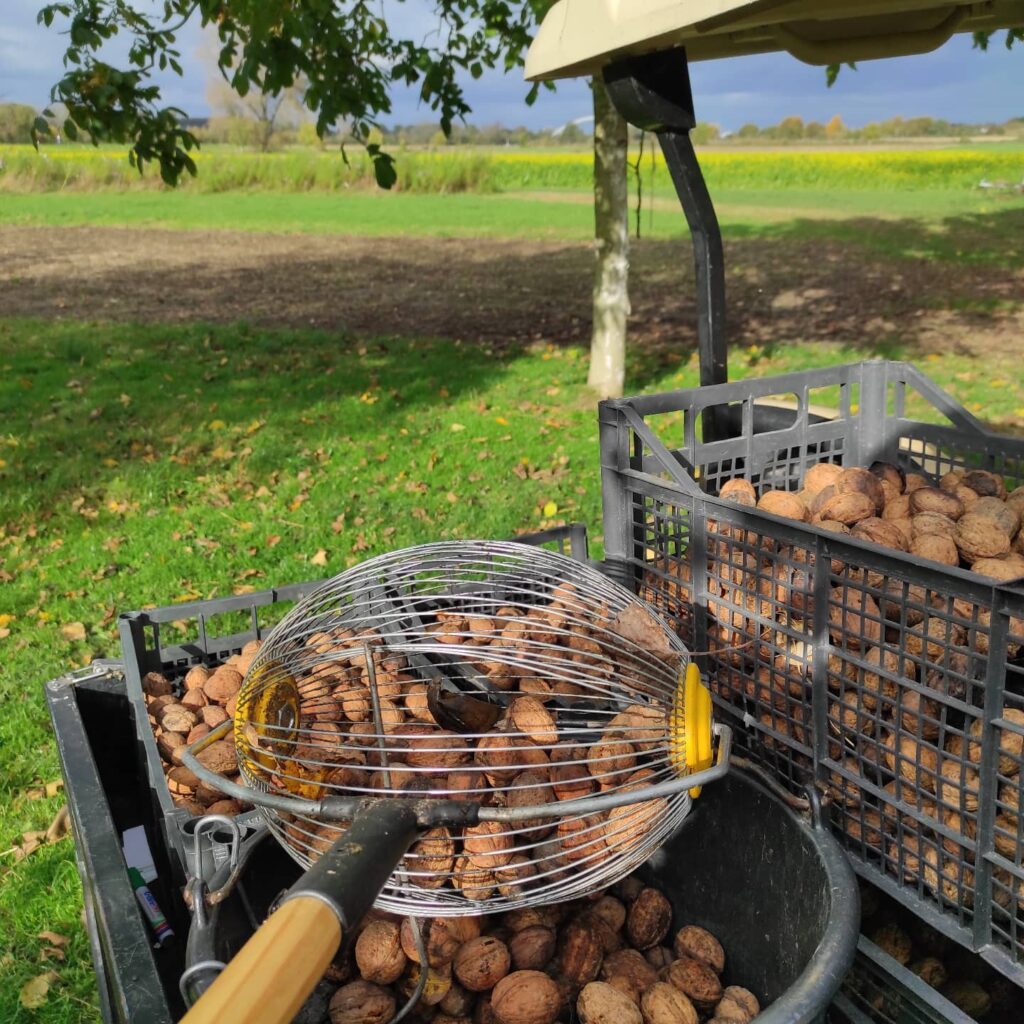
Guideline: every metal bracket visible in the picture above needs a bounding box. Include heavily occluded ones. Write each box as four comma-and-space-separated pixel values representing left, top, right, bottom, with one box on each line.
45, 659, 125, 692
603, 47, 728, 439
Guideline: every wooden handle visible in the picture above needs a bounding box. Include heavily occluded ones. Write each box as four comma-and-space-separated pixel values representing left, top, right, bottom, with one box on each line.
181, 895, 342, 1024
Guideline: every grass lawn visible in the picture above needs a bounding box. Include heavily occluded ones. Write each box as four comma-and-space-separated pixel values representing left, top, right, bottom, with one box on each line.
3, 311, 1024, 1020
3, 187, 1024, 259
2, 153, 1024, 1018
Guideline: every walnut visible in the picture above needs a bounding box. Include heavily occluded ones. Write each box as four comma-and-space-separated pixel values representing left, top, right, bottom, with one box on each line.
454, 936, 511, 992
203, 667, 242, 704
718, 479, 756, 506
551, 763, 596, 801
160, 704, 197, 734
908, 487, 963, 520
973, 496, 1020, 538
509, 926, 556, 972
756, 490, 807, 521
837, 467, 886, 513
587, 738, 637, 787
802, 463, 844, 496
142, 671, 174, 697
827, 589, 882, 651
183, 665, 209, 691
818, 491, 875, 525
911, 511, 957, 541
882, 494, 912, 521
870, 461, 905, 492
603, 705, 666, 752
406, 732, 472, 772
557, 920, 604, 987
870, 923, 912, 965
910, 534, 959, 567
196, 739, 237, 775
329, 980, 397, 1024
509, 697, 557, 745
962, 470, 1005, 499
157, 731, 185, 764
589, 896, 626, 934
644, 947, 673, 970
600, 949, 657, 993
851, 517, 908, 551
956, 513, 1011, 562
491, 971, 562, 1024
904, 473, 929, 493
662, 958, 723, 1014
407, 828, 456, 888
576, 983, 643, 1024
355, 920, 407, 985
715, 987, 759, 1023
640, 982, 697, 1024
672, 926, 724, 974
625, 888, 672, 950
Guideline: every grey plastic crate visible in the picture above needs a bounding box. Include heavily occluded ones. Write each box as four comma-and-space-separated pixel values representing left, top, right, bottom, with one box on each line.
832, 937, 978, 1024
118, 525, 590, 884
598, 361, 1024, 986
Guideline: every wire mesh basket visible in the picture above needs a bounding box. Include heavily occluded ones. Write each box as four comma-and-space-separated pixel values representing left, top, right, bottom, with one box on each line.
215, 540, 727, 915
598, 361, 1024, 986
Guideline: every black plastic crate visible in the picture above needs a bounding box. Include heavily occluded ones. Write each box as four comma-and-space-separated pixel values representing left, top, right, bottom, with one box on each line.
117, 525, 590, 884
598, 361, 1024, 985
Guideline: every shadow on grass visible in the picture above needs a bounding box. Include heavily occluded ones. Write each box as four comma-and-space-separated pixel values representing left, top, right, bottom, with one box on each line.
0, 319, 531, 520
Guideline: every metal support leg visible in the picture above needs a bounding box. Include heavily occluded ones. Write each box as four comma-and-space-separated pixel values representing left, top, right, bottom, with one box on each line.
604, 48, 729, 438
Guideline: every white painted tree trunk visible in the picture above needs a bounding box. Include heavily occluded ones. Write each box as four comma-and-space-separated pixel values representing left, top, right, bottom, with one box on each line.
587, 76, 630, 399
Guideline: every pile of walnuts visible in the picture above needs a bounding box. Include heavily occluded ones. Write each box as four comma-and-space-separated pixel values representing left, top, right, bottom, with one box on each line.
640, 461, 1024, 914
316, 876, 759, 1024
141, 640, 264, 819
142, 585, 686, 903
235, 588, 685, 899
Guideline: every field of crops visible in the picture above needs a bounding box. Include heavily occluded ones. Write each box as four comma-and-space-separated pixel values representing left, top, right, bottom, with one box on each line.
2, 142, 1022, 194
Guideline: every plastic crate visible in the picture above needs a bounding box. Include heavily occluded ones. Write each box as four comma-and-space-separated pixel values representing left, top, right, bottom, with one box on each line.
597, 361, 1024, 985
831, 937, 978, 1024
118, 525, 590, 885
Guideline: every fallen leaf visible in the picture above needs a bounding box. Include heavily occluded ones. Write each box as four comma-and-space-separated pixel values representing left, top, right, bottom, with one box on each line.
266, 534, 281, 548
40, 946, 65, 962
38, 932, 69, 947
542, 500, 558, 517
446, 492, 458, 504
20, 971, 58, 1009
45, 780, 63, 798
311, 549, 329, 566
25, 787, 46, 801
449, 423, 465, 433
60, 622, 87, 642
0, 613, 14, 628
0, 628, 10, 640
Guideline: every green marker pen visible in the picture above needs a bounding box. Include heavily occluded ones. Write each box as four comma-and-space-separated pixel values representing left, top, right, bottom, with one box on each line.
128, 867, 174, 946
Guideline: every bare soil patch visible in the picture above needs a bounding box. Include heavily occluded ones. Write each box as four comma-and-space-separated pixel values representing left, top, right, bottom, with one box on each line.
1, 225, 1019, 360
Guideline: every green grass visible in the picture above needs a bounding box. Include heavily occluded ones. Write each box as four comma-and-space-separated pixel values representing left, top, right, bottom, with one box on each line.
4, 189, 1024, 267
4, 315, 1024, 1022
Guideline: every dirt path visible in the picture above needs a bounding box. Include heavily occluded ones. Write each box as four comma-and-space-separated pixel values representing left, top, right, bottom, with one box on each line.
1, 225, 1020, 359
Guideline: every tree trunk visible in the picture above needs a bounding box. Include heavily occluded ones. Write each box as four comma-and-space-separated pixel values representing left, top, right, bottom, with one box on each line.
587, 76, 630, 399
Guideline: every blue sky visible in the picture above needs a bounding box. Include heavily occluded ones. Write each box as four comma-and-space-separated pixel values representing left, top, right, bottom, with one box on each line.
2, 0, 1021, 132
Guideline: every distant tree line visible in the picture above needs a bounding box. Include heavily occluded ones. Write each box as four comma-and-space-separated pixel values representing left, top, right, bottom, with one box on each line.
3, 100, 1022, 149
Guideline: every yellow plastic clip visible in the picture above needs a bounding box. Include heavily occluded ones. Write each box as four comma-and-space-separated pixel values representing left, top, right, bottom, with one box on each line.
682, 662, 714, 799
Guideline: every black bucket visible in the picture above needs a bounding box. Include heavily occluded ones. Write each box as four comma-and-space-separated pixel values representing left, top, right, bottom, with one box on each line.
185, 769, 858, 1022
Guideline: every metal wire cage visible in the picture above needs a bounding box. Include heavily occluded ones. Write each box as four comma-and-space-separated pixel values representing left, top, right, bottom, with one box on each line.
231, 541, 706, 915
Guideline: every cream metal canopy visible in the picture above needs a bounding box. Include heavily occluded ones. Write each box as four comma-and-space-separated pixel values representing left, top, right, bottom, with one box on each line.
525, 0, 1024, 80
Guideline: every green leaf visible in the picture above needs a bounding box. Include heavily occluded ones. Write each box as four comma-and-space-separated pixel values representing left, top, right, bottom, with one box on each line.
63, 118, 79, 141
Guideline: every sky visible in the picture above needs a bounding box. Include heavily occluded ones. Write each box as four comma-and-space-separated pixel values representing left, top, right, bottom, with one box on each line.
1, 0, 1022, 132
